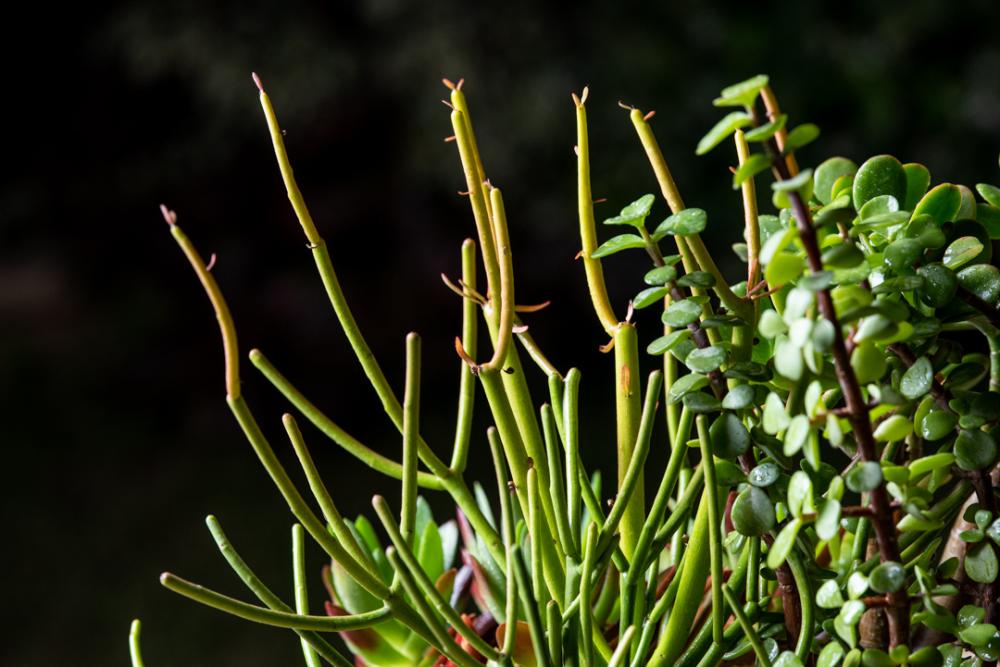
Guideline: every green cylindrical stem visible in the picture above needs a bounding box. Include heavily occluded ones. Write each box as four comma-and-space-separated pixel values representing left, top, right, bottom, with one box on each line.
613, 323, 644, 560
400, 333, 420, 546
696, 415, 725, 644
292, 524, 322, 667
449, 238, 478, 473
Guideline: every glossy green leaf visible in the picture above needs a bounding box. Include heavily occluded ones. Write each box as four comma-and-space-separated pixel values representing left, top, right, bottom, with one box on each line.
869, 561, 905, 593
766, 252, 806, 286
774, 651, 804, 667
815, 157, 858, 205
903, 163, 932, 210
647, 329, 692, 355
749, 462, 780, 487
977, 202, 1000, 239
731, 486, 776, 538
662, 298, 702, 327
787, 469, 813, 517
916, 263, 958, 307
667, 372, 709, 404
763, 392, 790, 434
774, 337, 804, 381
772, 168, 814, 193
852, 155, 907, 209
686, 345, 726, 373
591, 233, 645, 258
677, 271, 716, 288
910, 452, 955, 478
767, 517, 802, 568
710, 412, 750, 459
697, 112, 753, 155
977, 183, 1000, 208
965, 542, 999, 584
822, 242, 865, 269
816, 499, 842, 541
784, 123, 820, 151
943, 236, 984, 270
632, 286, 670, 309
784, 415, 811, 457
900, 357, 933, 400
732, 153, 771, 189
683, 391, 721, 413
954, 429, 997, 471
957, 184, 978, 220
721, 384, 755, 410
912, 183, 962, 224
603, 194, 655, 227
759, 309, 788, 339
903, 214, 947, 249
654, 208, 708, 237
861, 649, 893, 667
744, 113, 787, 142
713, 74, 769, 108
958, 263, 1000, 306
818, 641, 846, 667
643, 265, 677, 286
845, 461, 882, 493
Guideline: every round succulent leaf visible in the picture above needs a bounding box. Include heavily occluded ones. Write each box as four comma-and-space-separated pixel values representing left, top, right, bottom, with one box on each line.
647, 329, 692, 356
916, 264, 958, 307
774, 651, 805, 667
632, 286, 670, 310
784, 123, 820, 151
846, 461, 883, 493
763, 392, 790, 434
784, 415, 812, 457
910, 452, 956, 479
906, 646, 943, 667
592, 233, 645, 258
744, 113, 787, 142
787, 469, 813, 518
759, 309, 788, 339
903, 163, 932, 210
822, 242, 865, 269
964, 542, 999, 584
772, 168, 814, 193
749, 462, 781, 488
977, 183, 1000, 209
884, 238, 923, 271
869, 561, 906, 593
900, 357, 934, 400
816, 499, 842, 541
767, 517, 802, 569
713, 74, 769, 107
643, 265, 677, 286
852, 155, 907, 210
913, 183, 962, 224
686, 345, 727, 373
667, 372, 709, 404
860, 649, 894, 667
655, 208, 708, 237
732, 153, 772, 189
854, 315, 896, 343
697, 112, 753, 155
920, 410, 958, 441
957, 185, 978, 220
851, 341, 887, 384
603, 194, 655, 227
722, 384, 755, 410
903, 214, 947, 249
682, 391, 722, 413
978, 202, 1000, 239
954, 429, 998, 471
816, 579, 845, 609
817, 641, 846, 667
662, 298, 702, 327
731, 485, 776, 537
815, 157, 858, 204
677, 271, 717, 288
943, 236, 985, 270
847, 571, 869, 600
958, 264, 1000, 306
858, 194, 900, 220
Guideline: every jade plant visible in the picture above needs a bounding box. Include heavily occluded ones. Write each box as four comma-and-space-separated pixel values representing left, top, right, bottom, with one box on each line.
130, 73, 1000, 667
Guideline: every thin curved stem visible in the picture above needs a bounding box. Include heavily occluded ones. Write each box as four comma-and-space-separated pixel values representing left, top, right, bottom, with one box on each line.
511, 545, 551, 667
580, 522, 598, 667
449, 239, 478, 473
477, 188, 515, 373
564, 368, 583, 553
160, 573, 391, 631
293, 524, 322, 667
696, 415, 724, 644
614, 324, 644, 560
401, 333, 420, 546
722, 587, 771, 667
574, 88, 618, 335
129, 620, 145, 667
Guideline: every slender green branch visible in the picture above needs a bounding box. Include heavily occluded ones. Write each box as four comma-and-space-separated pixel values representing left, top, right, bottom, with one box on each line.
546, 601, 562, 667
600, 370, 662, 551
205, 516, 352, 667
722, 587, 771, 667
282, 414, 376, 575
474, 188, 515, 374
580, 522, 598, 667
564, 368, 583, 553
607, 626, 636, 667
129, 620, 146, 667
511, 545, 551, 667
573, 88, 619, 335
160, 573, 391, 631
449, 239, 478, 473
162, 211, 240, 398
401, 333, 420, 546
786, 551, 814, 662
293, 525, 322, 667
542, 404, 576, 560
734, 130, 761, 294
696, 415, 725, 644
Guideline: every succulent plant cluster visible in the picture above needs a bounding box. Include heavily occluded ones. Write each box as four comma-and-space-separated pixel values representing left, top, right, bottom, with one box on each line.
132, 74, 1000, 667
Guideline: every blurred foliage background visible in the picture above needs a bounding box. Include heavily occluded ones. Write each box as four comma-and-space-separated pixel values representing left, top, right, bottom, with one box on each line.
3, 0, 1000, 664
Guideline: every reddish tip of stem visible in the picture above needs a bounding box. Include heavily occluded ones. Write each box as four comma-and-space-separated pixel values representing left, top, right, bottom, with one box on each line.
442, 78, 456, 90
205, 253, 217, 272
159, 204, 177, 226
456, 78, 464, 90
512, 323, 529, 334
573, 145, 580, 157
643, 110, 656, 121
592, 197, 607, 204
571, 92, 582, 107
441, 99, 455, 110
251, 72, 263, 92
581, 86, 590, 104
617, 101, 634, 111
443, 135, 456, 142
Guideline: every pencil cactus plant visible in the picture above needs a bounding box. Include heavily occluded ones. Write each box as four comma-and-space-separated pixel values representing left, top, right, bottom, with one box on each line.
130, 73, 1000, 667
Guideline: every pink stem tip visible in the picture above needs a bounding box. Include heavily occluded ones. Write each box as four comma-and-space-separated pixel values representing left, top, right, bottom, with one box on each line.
251, 72, 263, 92
159, 204, 177, 226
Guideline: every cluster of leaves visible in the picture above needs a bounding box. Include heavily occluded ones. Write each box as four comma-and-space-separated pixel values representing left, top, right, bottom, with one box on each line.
133, 73, 1000, 667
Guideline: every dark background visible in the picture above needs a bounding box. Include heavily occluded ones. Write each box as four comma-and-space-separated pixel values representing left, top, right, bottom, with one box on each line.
4, 1, 1000, 664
